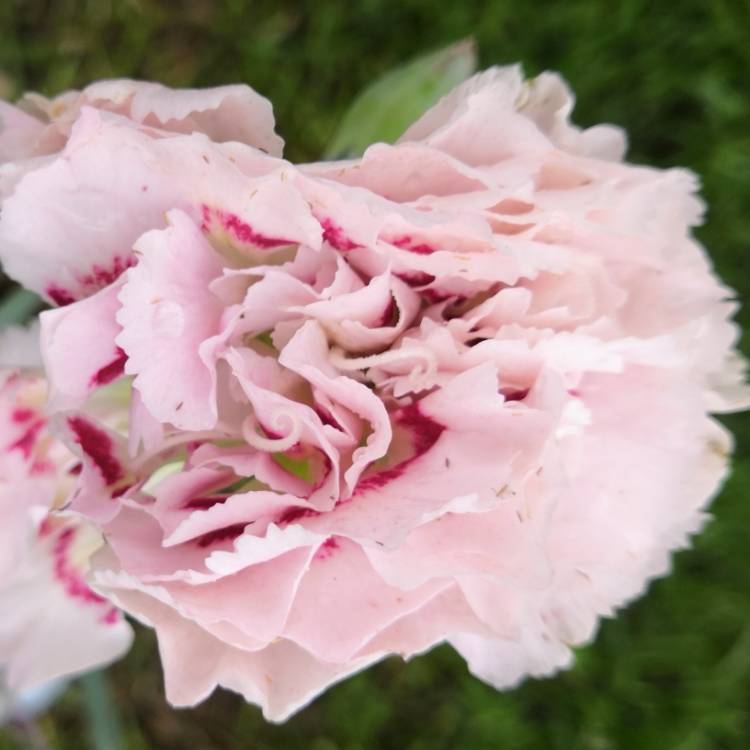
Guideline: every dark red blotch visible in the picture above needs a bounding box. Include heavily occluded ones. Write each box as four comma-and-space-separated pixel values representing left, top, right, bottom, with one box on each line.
356, 402, 444, 492
194, 522, 247, 548
320, 218, 360, 252
90, 347, 128, 388
68, 416, 124, 485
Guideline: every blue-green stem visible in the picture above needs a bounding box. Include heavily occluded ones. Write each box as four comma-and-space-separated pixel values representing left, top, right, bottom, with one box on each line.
80, 671, 123, 750
0, 287, 43, 327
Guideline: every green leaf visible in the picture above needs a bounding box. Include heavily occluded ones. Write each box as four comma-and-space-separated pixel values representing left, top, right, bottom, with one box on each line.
324, 38, 476, 159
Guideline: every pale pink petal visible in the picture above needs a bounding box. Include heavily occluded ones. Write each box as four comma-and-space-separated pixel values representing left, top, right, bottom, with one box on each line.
0, 108, 186, 303
518, 72, 626, 160
283, 537, 448, 661
63, 414, 130, 524
199, 171, 322, 258
0, 372, 131, 692
306, 141, 492, 202
0, 101, 44, 162
92, 583, 380, 721
78, 79, 284, 156
226, 345, 348, 508
0, 322, 43, 370
0, 107, 288, 304
398, 66, 548, 164
278, 321, 393, 490
95, 544, 313, 650
541, 366, 732, 643
41, 282, 125, 412
293, 270, 421, 353
301, 363, 557, 546
0, 518, 132, 691
116, 210, 224, 430
358, 585, 490, 659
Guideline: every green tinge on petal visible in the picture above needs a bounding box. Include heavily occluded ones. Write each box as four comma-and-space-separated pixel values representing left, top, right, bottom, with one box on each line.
273, 452, 313, 482
324, 38, 477, 159
255, 330, 275, 349
216, 476, 266, 495
142, 458, 186, 494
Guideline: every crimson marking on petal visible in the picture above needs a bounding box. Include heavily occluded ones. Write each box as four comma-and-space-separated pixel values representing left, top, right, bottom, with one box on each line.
277, 506, 321, 526
260, 424, 285, 441
31, 458, 54, 475
53, 527, 111, 609
1, 373, 20, 391
79, 256, 135, 293
320, 218, 360, 251
315, 405, 343, 432
378, 296, 399, 328
392, 235, 437, 255
11, 407, 35, 423
68, 416, 124, 486
502, 388, 529, 402
194, 522, 247, 548
8, 418, 45, 459
68, 461, 83, 476
395, 271, 436, 288
399, 402, 445, 455
184, 495, 230, 511
202, 204, 291, 249
89, 347, 128, 388
356, 403, 445, 492
421, 288, 455, 304
200, 203, 212, 232
101, 607, 120, 625
313, 536, 340, 561
46, 284, 76, 306
111, 483, 134, 498
185, 440, 207, 458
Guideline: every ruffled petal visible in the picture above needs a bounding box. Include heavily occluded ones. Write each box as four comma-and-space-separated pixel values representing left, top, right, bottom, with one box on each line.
41, 282, 125, 412
117, 210, 224, 430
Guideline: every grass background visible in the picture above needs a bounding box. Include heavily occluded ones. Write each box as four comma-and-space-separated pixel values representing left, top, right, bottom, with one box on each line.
1, 0, 749, 747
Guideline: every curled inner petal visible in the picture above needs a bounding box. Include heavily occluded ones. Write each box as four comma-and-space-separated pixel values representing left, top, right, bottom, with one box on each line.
241, 410, 303, 453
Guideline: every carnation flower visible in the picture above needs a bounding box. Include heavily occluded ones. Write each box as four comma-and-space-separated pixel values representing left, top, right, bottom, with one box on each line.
0, 327, 132, 701
0, 66, 747, 721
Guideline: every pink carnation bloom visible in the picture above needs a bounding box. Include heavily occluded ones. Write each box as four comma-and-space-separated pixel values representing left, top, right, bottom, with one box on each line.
0, 331, 132, 700
0, 66, 747, 721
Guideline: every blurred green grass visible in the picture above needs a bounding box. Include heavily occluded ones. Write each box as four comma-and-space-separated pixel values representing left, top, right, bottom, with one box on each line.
1, 1, 749, 748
